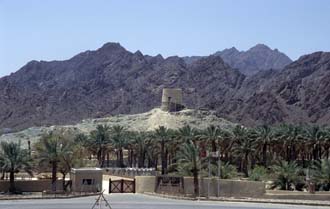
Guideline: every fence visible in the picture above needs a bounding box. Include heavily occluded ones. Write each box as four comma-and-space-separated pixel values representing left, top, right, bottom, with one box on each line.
104, 168, 156, 178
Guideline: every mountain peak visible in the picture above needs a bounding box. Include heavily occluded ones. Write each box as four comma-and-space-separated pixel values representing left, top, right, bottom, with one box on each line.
99, 42, 126, 52
227, 47, 239, 52
134, 50, 144, 57
249, 43, 272, 51
215, 47, 239, 55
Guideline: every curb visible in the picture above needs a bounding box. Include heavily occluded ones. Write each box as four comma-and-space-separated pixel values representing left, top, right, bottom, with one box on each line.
142, 192, 330, 207
0, 193, 100, 201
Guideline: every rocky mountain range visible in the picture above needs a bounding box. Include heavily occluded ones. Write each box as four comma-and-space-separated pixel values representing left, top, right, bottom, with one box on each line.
0, 42, 329, 132
183, 44, 292, 75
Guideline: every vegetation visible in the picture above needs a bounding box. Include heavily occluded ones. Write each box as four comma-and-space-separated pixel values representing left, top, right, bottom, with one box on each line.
249, 166, 268, 181
270, 161, 303, 190
35, 133, 73, 191
176, 139, 201, 196
0, 141, 32, 193
1, 123, 330, 193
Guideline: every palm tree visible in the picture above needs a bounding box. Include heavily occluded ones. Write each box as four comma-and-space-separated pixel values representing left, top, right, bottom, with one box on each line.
271, 160, 302, 190
200, 125, 221, 152
232, 125, 256, 177
176, 125, 198, 144
323, 129, 330, 159
275, 124, 304, 162
145, 134, 159, 169
154, 126, 171, 174
35, 133, 71, 192
131, 131, 150, 168
58, 140, 82, 191
311, 159, 330, 191
217, 129, 233, 163
254, 125, 273, 167
89, 125, 111, 167
73, 133, 89, 167
305, 126, 325, 161
175, 125, 200, 169
110, 125, 128, 168
176, 139, 201, 197
0, 141, 33, 193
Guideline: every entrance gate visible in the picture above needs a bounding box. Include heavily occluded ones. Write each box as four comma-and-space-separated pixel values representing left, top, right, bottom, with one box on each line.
109, 179, 135, 193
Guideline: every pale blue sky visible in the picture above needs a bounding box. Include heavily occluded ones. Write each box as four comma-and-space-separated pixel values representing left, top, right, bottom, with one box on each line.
1, 0, 330, 77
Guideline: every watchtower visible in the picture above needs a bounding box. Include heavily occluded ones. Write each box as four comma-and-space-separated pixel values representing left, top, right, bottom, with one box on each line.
161, 88, 184, 112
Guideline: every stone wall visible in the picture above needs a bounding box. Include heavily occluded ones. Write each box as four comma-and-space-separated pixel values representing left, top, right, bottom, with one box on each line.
0, 180, 63, 192
171, 177, 265, 198
135, 176, 156, 193
134, 176, 265, 198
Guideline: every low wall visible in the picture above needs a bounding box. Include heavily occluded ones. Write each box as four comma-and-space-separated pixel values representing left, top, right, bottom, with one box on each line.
135, 176, 156, 193
134, 176, 265, 198
183, 177, 265, 198
0, 180, 63, 192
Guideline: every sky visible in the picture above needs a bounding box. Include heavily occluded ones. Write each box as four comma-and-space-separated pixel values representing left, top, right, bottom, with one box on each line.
0, 0, 330, 77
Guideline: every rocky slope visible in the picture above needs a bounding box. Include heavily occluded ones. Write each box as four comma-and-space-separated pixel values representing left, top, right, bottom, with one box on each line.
183, 44, 292, 75
0, 42, 329, 132
219, 52, 330, 126
0, 108, 236, 147
0, 43, 244, 131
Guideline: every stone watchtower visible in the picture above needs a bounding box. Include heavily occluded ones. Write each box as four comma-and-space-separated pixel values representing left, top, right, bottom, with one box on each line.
161, 88, 185, 112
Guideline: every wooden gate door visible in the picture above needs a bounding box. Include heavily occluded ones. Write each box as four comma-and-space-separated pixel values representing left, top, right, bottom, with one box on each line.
109, 179, 135, 193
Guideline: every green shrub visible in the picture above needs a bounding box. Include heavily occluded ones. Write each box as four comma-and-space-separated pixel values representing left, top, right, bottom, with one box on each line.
249, 166, 268, 181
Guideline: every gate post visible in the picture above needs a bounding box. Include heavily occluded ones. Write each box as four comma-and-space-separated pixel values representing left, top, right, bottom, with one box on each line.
121, 179, 124, 193
109, 178, 111, 194
133, 178, 136, 193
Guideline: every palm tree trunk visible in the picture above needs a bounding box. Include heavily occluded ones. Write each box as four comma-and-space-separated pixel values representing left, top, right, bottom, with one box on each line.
52, 161, 57, 192
161, 139, 166, 174
106, 152, 110, 167
9, 171, 15, 193
97, 149, 102, 167
119, 148, 124, 168
262, 143, 267, 167
193, 168, 199, 197
138, 152, 145, 168
133, 153, 137, 167
148, 158, 152, 168
211, 140, 217, 152
154, 158, 158, 171
128, 149, 133, 167
286, 146, 290, 162
62, 173, 66, 191
243, 152, 249, 177
101, 149, 106, 168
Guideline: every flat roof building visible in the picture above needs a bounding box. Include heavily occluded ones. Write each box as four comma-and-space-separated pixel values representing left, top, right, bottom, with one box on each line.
71, 168, 102, 193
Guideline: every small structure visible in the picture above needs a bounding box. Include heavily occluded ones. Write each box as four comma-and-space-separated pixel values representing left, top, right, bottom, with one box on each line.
161, 88, 184, 112
71, 168, 102, 193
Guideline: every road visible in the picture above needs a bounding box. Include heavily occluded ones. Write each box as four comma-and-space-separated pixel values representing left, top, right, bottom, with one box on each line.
0, 194, 325, 209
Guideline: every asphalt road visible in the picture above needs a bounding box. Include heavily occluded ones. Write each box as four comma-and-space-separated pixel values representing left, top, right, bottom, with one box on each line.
0, 194, 325, 209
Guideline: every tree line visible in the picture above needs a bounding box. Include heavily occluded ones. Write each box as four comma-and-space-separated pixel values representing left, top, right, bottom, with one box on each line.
0, 124, 330, 195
